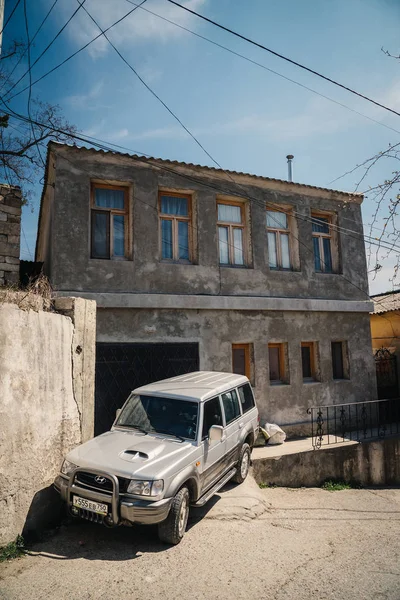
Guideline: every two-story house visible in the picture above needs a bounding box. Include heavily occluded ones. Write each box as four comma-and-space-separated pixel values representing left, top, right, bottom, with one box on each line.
36, 142, 377, 436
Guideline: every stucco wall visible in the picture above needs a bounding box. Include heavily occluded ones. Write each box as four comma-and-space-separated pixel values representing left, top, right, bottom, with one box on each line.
0, 298, 96, 546
0, 184, 22, 287
96, 307, 377, 435
39, 145, 368, 302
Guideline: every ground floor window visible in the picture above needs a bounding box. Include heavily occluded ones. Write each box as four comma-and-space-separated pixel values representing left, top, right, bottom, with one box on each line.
232, 343, 252, 381
268, 343, 288, 384
301, 342, 318, 381
331, 341, 349, 380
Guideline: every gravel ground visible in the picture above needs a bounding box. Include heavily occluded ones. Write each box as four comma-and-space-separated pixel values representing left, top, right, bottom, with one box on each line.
1, 477, 400, 600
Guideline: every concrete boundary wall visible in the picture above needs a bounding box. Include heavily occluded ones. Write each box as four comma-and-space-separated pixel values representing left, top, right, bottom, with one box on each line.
252, 436, 400, 487
0, 297, 96, 546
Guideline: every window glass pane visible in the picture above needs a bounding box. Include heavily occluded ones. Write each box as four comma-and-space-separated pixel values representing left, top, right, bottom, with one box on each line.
113, 215, 125, 257
238, 384, 255, 413
219, 226, 229, 264
301, 346, 312, 378
92, 212, 109, 258
332, 342, 344, 379
95, 187, 125, 209
312, 216, 330, 234
161, 195, 188, 216
202, 397, 223, 438
281, 233, 290, 269
268, 231, 277, 268
178, 221, 189, 260
313, 236, 321, 272
161, 219, 173, 259
323, 238, 333, 272
233, 228, 244, 265
233, 347, 246, 376
269, 346, 281, 381
218, 203, 241, 223
221, 390, 241, 424
266, 210, 287, 229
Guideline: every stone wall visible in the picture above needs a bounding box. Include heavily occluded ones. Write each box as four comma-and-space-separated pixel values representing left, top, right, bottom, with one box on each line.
0, 296, 96, 546
0, 184, 22, 286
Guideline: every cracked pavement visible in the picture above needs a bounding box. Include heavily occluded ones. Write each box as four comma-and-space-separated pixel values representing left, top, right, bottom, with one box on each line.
1, 476, 400, 600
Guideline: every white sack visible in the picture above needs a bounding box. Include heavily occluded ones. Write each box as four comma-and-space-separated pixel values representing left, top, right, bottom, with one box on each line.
263, 422, 286, 445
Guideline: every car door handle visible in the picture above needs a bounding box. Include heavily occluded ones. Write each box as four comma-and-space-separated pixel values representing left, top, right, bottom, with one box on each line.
239, 422, 244, 429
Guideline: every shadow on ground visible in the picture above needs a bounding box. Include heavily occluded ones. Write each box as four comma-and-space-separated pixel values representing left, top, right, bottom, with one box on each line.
24, 492, 224, 562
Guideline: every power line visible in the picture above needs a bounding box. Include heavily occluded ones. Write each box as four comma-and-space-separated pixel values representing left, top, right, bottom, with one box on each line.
4, 0, 88, 99
165, 0, 400, 120
0, 0, 60, 94
4, 0, 148, 102
0, 0, 22, 37
122, 0, 400, 137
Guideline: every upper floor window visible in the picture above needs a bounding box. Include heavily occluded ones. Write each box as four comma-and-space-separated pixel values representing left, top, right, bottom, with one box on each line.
217, 201, 246, 266
312, 212, 333, 273
91, 184, 129, 259
266, 210, 291, 269
159, 193, 192, 262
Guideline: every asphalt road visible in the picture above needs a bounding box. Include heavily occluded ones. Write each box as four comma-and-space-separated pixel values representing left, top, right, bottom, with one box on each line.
1, 477, 400, 600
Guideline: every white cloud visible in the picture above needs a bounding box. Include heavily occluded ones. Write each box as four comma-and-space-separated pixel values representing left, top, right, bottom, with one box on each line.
60, 0, 207, 58
66, 80, 105, 109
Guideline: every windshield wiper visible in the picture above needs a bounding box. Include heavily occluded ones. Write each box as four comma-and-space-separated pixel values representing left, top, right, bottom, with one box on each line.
151, 429, 185, 442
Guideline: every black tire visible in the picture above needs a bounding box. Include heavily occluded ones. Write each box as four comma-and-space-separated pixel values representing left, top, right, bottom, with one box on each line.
232, 443, 251, 484
158, 487, 190, 545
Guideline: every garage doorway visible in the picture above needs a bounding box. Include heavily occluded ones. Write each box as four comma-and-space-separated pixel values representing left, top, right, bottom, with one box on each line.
95, 342, 199, 435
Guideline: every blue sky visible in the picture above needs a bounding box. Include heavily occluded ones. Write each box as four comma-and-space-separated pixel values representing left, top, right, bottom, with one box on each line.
4, 0, 400, 294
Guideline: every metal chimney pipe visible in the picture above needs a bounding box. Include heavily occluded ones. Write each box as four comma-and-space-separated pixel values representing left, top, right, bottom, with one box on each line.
286, 154, 294, 182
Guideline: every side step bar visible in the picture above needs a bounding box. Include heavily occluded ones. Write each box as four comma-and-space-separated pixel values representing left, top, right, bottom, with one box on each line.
192, 468, 236, 507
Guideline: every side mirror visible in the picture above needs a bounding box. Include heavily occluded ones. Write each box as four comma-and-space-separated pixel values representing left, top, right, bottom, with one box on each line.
209, 425, 223, 443
115, 408, 121, 420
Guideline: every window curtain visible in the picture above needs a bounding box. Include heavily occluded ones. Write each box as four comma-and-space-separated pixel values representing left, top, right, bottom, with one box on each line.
161, 219, 173, 259
218, 204, 241, 223
161, 195, 188, 216
312, 217, 329, 234
95, 188, 125, 209
266, 210, 287, 229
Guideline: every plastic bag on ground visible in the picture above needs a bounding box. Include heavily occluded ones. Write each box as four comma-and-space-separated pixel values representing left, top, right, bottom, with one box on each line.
263, 422, 286, 445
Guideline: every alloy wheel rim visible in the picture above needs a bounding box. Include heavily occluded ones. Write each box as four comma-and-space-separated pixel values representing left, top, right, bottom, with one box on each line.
178, 496, 188, 535
241, 451, 249, 478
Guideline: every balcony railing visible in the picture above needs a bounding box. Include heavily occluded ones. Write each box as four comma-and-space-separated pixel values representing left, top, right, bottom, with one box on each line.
307, 398, 400, 449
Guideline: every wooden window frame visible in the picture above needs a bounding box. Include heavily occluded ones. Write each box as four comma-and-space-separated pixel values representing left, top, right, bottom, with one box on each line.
90, 183, 129, 260
311, 211, 336, 273
217, 199, 247, 266
268, 342, 286, 384
266, 209, 292, 270
301, 342, 316, 381
331, 340, 350, 380
232, 343, 251, 380
159, 191, 192, 263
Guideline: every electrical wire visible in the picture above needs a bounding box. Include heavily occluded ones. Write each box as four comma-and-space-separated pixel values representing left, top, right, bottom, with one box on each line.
165, 0, 400, 120
121, 0, 400, 137
4, 0, 148, 102
0, 0, 60, 94
4, 0, 88, 99
0, 0, 22, 37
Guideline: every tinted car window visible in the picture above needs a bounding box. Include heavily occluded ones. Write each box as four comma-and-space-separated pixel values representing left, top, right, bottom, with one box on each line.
202, 397, 223, 439
238, 383, 255, 413
221, 389, 241, 425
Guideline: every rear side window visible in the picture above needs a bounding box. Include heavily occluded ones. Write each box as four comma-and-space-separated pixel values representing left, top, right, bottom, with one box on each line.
238, 383, 255, 413
202, 397, 223, 439
221, 390, 241, 425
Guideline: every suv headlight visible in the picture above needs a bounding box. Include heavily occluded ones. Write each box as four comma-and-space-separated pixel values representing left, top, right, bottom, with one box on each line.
127, 479, 164, 496
61, 459, 78, 476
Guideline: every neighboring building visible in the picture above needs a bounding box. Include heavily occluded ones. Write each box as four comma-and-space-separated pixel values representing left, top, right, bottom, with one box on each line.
371, 291, 400, 399
36, 142, 377, 436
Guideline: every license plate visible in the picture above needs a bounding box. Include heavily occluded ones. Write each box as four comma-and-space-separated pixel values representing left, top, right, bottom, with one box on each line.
72, 495, 108, 515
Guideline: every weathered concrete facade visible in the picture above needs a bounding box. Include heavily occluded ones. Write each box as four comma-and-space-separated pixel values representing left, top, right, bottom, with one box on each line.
36, 143, 376, 434
0, 296, 96, 545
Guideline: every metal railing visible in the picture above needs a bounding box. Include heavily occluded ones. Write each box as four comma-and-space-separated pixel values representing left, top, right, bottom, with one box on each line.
307, 398, 400, 449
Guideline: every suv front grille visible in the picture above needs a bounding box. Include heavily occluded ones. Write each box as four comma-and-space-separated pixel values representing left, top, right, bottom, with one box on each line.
75, 472, 130, 493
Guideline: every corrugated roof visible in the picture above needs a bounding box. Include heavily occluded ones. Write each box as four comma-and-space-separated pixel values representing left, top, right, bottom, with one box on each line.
371, 290, 400, 314
49, 141, 363, 199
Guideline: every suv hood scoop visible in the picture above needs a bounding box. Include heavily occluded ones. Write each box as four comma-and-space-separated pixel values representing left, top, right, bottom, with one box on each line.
119, 443, 164, 462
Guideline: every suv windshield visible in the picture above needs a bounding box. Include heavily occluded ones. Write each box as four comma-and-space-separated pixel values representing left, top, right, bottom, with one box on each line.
116, 394, 198, 441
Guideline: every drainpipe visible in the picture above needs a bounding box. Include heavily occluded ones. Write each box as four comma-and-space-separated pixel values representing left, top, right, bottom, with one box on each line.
286, 154, 294, 182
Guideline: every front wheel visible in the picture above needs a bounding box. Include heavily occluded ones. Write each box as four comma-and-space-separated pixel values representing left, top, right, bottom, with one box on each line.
232, 443, 251, 484
158, 487, 189, 545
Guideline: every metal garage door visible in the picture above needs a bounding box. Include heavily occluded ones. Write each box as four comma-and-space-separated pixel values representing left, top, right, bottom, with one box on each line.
95, 342, 199, 435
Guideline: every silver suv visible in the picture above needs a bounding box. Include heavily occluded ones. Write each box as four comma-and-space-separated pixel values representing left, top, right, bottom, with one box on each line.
54, 371, 259, 544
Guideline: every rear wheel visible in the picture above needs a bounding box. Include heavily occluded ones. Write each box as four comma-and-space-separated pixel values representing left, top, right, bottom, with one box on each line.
232, 443, 251, 484
158, 487, 189, 545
